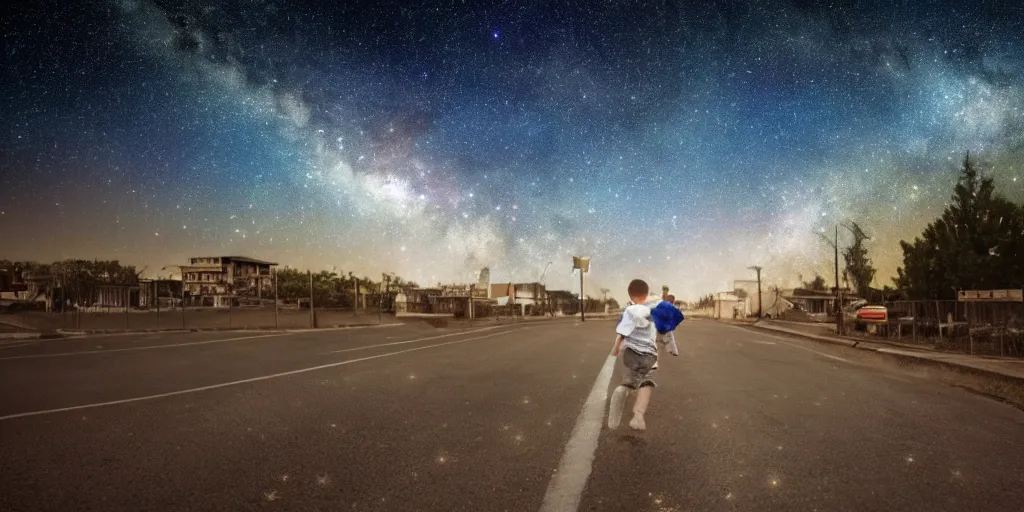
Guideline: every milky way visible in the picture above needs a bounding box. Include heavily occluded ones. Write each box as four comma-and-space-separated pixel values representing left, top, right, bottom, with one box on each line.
2, 0, 1023, 300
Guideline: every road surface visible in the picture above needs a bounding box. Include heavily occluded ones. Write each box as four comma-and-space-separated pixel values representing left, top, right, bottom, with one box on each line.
1, 319, 1022, 511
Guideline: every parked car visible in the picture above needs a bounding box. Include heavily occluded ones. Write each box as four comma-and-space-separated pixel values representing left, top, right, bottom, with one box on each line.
843, 300, 888, 332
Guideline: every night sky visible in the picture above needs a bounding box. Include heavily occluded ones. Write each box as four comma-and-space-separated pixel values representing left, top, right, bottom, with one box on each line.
2, 0, 1023, 299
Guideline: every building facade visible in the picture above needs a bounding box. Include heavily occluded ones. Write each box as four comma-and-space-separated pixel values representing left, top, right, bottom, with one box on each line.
181, 256, 277, 307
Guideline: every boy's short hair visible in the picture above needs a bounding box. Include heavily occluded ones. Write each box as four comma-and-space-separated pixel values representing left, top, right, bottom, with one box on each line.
666, 294, 676, 303
627, 279, 649, 298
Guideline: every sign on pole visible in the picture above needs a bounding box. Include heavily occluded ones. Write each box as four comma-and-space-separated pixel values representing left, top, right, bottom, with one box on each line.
957, 289, 1023, 302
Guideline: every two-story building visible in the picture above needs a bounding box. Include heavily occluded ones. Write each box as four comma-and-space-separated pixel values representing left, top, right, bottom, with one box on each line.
180, 256, 277, 307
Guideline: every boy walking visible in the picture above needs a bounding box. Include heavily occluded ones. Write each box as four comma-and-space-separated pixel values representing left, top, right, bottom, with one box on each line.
608, 279, 659, 431
655, 294, 681, 360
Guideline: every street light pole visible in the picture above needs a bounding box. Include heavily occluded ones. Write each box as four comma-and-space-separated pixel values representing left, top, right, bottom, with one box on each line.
572, 256, 590, 322
579, 270, 585, 322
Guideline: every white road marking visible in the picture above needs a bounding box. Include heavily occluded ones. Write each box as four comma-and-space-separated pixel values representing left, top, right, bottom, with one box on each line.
738, 338, 776, 346
757, 334, 852, 362
0, 341, 40, 350
0, 333, 291, 360
322, 325, 504, 354
717, 325, 853, 363
539, 354, 617, 512
0, 328, 525, 421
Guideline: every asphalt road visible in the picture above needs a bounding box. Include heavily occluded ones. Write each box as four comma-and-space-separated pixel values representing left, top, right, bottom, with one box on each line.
1, 318, 1022, 511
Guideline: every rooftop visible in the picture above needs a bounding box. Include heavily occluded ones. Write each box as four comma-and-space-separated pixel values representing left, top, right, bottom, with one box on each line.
188, 256, 278, 266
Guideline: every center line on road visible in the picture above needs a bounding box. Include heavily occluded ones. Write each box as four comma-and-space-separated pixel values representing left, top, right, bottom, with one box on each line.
539, 354, 617, 512
0, 327, 527, 422
322, 325, 506, 354
0, 333, 291, 361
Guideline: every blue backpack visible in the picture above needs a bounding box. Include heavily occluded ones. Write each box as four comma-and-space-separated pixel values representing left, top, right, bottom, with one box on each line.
651, 301, 684, 334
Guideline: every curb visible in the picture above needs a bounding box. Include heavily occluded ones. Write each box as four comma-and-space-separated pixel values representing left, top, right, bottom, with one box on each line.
751, 323, 861, 349
749, 322, 1024, 391
0, 333, 66, 341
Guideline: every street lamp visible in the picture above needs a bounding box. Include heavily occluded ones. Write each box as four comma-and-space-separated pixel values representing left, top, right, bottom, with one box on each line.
572, 256, 590, 322
539, 261, 553, 315
747, 266, 763, 318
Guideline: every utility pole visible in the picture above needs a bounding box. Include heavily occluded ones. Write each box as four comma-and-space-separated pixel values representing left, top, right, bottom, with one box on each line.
181, 284, 186, 329
352, 273, 359, 315
273, 268, 279, 330
816, 225, 843, 334
835, 225, 842, 333
748, 266, 763, 318
540, 261, 553, 316
308, 270, 315, 328
155, 280, 160, 328
379, 272, 387, 325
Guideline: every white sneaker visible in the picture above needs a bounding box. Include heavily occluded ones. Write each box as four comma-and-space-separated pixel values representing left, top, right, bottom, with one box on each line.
629, 412, 646, 431
607, 386, 628, 429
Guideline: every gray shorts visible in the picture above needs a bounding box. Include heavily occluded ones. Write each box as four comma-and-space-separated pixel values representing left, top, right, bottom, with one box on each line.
621, 347, 657, 389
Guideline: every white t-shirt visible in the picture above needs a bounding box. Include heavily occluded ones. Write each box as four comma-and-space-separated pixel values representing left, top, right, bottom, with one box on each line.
616, 303, 658, 355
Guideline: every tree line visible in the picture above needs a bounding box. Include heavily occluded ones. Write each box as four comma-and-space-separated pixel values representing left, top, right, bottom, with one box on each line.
0, 259, 420, 308
273, 268, 418, 307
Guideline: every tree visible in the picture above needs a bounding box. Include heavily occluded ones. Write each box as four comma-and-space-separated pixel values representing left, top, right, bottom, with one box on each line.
804, 275, 827, 291
275, 267, 310, 301
895, 153, 1024, 299
695, 294, 716, 309
842, 221, 876, 297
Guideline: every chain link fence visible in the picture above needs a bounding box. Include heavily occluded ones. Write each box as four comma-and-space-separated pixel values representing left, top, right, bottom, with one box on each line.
869, 300, 1024, 357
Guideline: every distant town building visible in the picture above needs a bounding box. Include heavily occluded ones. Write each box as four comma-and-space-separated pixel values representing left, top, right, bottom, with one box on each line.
781, 287, 858, 316
181, 256, 277, 307
733, 279, 794, 318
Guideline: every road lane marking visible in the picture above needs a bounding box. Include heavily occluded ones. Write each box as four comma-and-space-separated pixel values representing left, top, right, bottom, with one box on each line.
738, 338, 776, 346
0, 341, 39, 350
322, 325, 505, 354
539, 354, 617, 512
0, 333, 292, 360
716, 324, 853, 363
752, 334, 852, 363
0, 328, 526, 421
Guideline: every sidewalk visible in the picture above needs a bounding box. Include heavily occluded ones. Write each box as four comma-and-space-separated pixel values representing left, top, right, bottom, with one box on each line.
753, 320, 1024, 382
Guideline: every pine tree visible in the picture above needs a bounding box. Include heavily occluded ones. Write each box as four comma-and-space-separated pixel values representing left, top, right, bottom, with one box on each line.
896, 153, 1024, 298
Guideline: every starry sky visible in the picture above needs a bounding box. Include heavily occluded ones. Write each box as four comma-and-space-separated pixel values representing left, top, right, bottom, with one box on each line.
2, 0, 1024, 300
